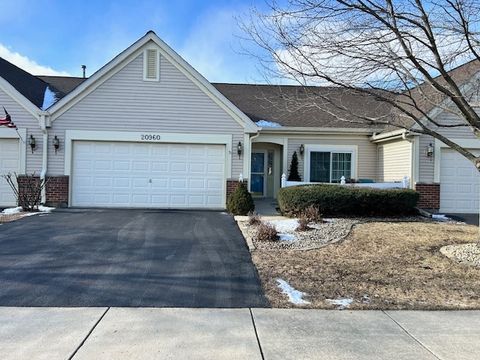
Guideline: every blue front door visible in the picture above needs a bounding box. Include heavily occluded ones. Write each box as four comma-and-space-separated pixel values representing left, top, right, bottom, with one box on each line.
251, 152, 265, 196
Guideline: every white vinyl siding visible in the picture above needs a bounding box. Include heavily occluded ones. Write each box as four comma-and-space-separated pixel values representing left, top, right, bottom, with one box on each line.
71, 141, 225, 208
377, 139, 412, 182
287, 136, 377, 181
418, 109, 478, 183
0, 88, 39, 174
49, 49, 244, 179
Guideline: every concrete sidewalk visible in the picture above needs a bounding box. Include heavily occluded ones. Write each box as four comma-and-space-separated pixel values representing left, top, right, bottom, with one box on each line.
1, 308, 479, 360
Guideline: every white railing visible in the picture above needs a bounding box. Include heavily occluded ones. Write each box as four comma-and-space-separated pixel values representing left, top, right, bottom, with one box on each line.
281, 174, 410, 189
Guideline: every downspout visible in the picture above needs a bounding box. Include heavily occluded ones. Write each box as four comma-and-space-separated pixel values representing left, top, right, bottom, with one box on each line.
39, 114, 48, 204
402, 131, 415, 189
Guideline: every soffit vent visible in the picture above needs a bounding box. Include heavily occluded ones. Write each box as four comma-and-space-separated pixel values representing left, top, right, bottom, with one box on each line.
144, 48, 159, 81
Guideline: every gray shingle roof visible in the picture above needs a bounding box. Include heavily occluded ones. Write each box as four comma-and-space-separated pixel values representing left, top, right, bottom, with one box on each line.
213, 83, 390, 129
0, 57, 49, 108
37, 76, 86, 100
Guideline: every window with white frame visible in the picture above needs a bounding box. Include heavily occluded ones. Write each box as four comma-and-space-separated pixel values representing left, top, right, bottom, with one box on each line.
307, 147, 355, 183
143, 48, 160, 81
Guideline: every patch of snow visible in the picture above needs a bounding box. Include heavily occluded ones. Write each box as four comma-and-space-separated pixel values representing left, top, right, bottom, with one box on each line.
279, 233, 297, 242
276, 279, 310, 305
1, 205, 55, 216
432, 214, 450, 221
267, 219, 299, 233
255, 120, 282, 128
2, 206, 23, 215
326, 298, 354, 309
41, 86, 58, 110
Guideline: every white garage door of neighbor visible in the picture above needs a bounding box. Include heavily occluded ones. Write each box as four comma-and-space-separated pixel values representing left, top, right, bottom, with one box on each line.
71, 141, 226, 208
0, 139, 19, 207
440, 148, 480, 213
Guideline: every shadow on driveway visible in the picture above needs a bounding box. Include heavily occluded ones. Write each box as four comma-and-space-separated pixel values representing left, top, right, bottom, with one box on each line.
446, 213, 479, 226
0, 209, 269, 308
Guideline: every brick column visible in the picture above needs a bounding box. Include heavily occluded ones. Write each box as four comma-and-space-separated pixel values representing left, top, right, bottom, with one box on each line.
415, 183, 440, 210
17, 175, 69, 208
226, 179, 249, 198
45, 176, 69, 207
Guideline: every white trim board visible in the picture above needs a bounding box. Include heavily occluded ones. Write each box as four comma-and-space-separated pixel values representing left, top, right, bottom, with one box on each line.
303, 144, 358, 182
63, 130, 233, 179
433, 138, 480, 182
0, 77, 41, 118
0, 127, 27, 174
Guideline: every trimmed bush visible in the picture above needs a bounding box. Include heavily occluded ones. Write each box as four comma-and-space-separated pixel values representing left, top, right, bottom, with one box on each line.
301, 205, 323, 223
227, 182, 255, 215
247, 211, 261, 226
278, 184, 419, 217
296, 217, 311, 232
256, 222, 279, 241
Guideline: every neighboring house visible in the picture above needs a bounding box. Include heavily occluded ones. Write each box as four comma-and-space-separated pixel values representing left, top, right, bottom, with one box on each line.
0, 31, 478, 213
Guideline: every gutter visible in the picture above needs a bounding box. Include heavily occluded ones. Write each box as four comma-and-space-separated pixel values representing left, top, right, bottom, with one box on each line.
371, 129, 418, 143
39, 114, 48, 204
259, 126, 380, 135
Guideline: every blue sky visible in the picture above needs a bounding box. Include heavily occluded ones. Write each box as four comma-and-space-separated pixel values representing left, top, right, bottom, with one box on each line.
0, 0, 269, 83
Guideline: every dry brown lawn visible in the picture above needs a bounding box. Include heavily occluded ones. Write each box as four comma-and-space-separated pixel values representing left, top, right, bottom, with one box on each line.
252, 221, 480, 309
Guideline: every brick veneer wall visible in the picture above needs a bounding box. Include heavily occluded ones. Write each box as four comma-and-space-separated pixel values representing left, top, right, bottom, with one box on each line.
17, 175, 69, 207
45, 176, 69, 207
226, 179, 249, 198
415, 183, 440, 210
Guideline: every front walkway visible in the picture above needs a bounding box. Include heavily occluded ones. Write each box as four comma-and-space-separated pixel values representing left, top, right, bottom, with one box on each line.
254, 198, 280, 216
1, 308, 479, 359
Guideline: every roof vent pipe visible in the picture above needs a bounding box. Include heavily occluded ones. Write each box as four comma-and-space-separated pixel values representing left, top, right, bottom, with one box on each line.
81, 65, 86, 78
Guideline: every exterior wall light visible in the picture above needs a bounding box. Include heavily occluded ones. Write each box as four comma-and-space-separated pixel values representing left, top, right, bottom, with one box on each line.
426, 143, 434, 157
299, 144, 305, 155
29, 134, 36, 153
237, 141, 242, 158
53, 135, 60, 154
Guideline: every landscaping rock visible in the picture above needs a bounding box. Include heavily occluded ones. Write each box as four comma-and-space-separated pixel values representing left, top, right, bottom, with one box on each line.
238, 218, 359, 251
440, 243, 480, 267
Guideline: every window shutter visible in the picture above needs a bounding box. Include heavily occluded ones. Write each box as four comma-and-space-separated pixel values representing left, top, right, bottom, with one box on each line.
145, 49, 158, 80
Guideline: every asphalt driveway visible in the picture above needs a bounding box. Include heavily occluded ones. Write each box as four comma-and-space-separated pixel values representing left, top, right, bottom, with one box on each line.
0, 209, 268, 307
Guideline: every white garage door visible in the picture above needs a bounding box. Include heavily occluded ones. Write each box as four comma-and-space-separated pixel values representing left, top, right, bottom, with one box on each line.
440, 148, 480, 213
0, 139, 19, 207
71, 141, 226, 208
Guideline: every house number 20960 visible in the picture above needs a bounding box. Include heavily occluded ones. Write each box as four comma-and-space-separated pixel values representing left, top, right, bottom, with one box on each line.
141, 134, 161, 141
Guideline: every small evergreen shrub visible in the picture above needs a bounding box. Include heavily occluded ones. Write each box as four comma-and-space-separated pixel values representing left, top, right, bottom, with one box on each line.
256, 222, 279, 241
227, 182, 255, 215
287, 151, 301, 181
278, 184, 419, 217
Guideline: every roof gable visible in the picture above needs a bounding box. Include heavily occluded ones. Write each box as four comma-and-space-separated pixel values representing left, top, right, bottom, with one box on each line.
47, 31, 259, 133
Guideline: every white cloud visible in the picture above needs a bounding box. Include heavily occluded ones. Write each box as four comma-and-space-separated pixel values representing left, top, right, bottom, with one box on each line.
0, 43, 70, 76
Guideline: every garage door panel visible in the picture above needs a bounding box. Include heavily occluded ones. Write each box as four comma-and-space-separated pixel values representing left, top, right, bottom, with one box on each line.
0, 139, 20, 207
152, 162, 168, 172
170, 162, 187, 172
71, 141, 225, 208
440, 148, 480, 213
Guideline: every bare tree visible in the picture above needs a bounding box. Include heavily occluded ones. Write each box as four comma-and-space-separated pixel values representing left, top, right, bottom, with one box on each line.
241, 0, 480, 169
3, 173, 49, 211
